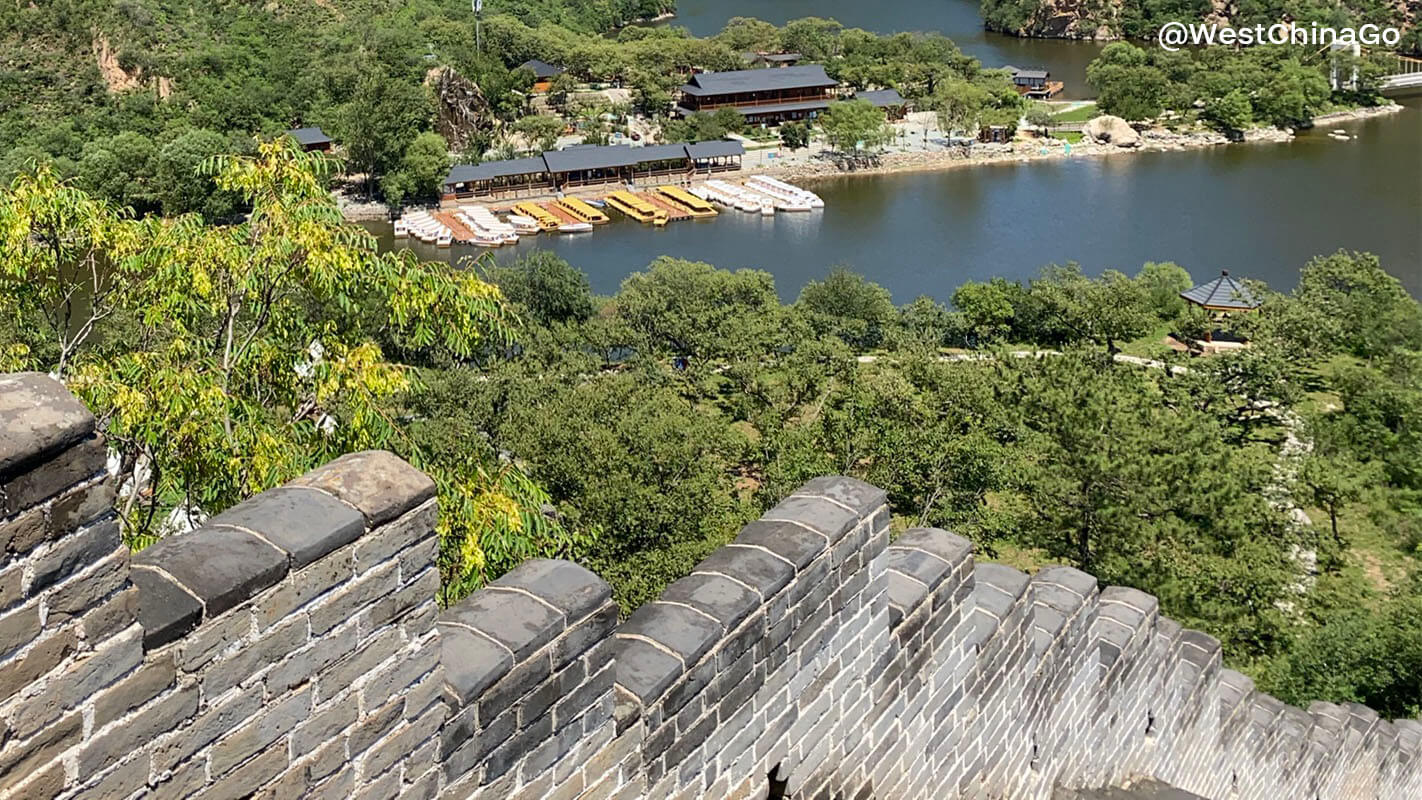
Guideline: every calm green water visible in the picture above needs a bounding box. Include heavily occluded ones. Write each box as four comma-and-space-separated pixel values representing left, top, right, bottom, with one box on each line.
367, 97, 1420, 300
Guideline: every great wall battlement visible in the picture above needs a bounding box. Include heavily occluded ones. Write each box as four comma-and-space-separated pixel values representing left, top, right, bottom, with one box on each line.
0, 371, 1418, 800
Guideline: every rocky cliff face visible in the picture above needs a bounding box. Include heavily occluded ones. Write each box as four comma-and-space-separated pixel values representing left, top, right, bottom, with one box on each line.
428, 67, 494, 153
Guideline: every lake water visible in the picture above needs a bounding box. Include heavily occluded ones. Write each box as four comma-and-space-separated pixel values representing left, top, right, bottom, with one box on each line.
366, 1, 1421, 301
368, 97, 1420, 300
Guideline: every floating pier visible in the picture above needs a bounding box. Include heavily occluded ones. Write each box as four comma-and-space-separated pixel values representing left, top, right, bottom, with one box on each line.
655, 186, 718, 218
554, 197, 610, 224
401, 177, 822, 250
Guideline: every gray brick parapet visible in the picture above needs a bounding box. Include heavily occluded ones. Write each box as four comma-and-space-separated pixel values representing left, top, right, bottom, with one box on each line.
1, 372, 1419, 800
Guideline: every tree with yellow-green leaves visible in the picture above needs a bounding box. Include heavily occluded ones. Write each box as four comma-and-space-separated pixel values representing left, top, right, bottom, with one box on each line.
0, 138, 588, 604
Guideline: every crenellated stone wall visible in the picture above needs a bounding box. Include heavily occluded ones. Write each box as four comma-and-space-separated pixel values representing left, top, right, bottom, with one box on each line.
1, 372, 1419, 800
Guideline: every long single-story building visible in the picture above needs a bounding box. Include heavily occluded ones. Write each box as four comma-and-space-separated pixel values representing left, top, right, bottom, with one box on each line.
676, 65, 840, 125
442, 141, 745, 200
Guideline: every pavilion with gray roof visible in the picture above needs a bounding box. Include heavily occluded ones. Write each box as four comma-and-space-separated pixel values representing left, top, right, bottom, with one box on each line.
1180, 271, 1261, 312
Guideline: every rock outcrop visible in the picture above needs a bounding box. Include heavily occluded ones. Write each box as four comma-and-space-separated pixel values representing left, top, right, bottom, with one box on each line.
1084, 115, 1142, 147
429, 67, 494, 153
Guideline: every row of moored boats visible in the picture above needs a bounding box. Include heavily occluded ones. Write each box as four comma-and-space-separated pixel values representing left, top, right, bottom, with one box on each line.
690, 176, 824, 216
394, 210, 454, 247
395, 176, 822, 248
395, 204, 593, 248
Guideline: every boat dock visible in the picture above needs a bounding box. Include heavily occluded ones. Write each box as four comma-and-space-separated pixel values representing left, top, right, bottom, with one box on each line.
430, 211, 479, 244
404, 176, 821, 249
653, 186, 717, 218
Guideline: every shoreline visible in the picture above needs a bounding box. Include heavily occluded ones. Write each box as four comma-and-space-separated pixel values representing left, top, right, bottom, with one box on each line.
339, 103, 1404, 221
770, 104, 1405, 185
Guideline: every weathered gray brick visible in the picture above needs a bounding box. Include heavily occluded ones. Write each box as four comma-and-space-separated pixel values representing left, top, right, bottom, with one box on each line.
199, 742, 288, 800
288, 450, 434, 528
2, 435, 107, 516
361, 703, 443, 780
209, 687, 312, 777
0, 709, 81, 794
254, 552, 354, 631
153, 683, 264, 771
352, 500, 436, 573
92, 654, 178, 729
318, 626, 403, 705
293, 699, 358, 759
11, 625, 141, 738
267, 623, 358, 696
0, 626, 77, 701
202, 615, 308, 697
29, 515, 119, 594
79, 682, 199, 778
310, 559, 399, 636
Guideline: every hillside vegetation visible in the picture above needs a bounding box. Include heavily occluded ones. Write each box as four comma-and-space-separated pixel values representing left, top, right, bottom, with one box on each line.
982, 0, 1421, 49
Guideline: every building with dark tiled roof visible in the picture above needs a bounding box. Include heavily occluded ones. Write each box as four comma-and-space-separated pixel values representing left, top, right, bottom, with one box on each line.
442, 141, 745, 199
676, 65, 840, 124
1180, 271, 1260, 312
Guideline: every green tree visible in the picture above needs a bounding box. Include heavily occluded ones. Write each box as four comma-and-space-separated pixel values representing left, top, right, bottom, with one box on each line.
154, 128, 242, 219
952, 278, 1023, 346
1087, 44, 1168, 121
512, 114, 565, 153
382, 131, 450, 206
336, 73, 433, 194
1136, 261, 1193, 321
1203, 89, 1254, 136
489, 251, 595, 326
779, 121, 811, 149
1024, 104, 1056, 135
796, 267, 897, 350
0, 141, 572, 601
930, 79, 993, 135
818, 99, 890, 153
615, 257, 785, 361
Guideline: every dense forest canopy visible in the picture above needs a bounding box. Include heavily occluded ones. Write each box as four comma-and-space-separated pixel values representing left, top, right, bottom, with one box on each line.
3, 148, 1420, 714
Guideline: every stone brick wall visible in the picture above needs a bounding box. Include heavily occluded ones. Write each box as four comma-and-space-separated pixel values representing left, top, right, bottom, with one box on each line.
1, 372, 1419, 800
0, 374, 445, 800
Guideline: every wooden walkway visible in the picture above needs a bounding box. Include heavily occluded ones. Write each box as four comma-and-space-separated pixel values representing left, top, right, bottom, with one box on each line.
639, 194, 693, 221
431, 211, 478, 244
541, 203, 581, 225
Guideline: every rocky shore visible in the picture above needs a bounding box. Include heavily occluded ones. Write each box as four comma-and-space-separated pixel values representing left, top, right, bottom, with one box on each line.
764, 104, 1402, 185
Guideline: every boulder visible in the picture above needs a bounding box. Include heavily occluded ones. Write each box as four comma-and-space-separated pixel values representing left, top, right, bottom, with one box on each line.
1083, 115, 1142, 148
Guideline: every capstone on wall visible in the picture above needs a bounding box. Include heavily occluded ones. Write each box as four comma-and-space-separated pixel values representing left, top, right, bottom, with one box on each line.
0, 372, 1417, 800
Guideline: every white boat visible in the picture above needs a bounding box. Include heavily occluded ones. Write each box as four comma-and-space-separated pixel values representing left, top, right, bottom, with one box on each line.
462, 205, 520, 244
747, 175, 824, 208
393, 219, 409, 238
471, 231, 503, 247
436, 232, 452, 247
558, 222, 594, 233
506, 214, 541, 234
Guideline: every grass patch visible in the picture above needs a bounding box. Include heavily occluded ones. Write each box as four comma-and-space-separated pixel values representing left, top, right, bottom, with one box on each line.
1050, 131, 1085, 143
1050, 104, 1098, 123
